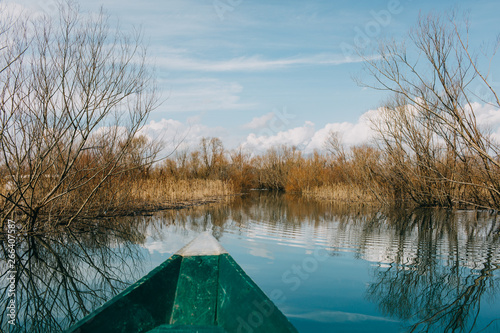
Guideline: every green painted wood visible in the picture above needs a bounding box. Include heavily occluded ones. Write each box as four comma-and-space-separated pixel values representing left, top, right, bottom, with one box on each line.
217, 254, 298, 333
146, 324, 228, 333
66, 234, 299, 333
66, 255, 182, 333
169, 255, 219, 326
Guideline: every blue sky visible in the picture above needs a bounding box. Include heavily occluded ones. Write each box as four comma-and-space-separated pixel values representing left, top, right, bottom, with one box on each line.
6, 0, 500, 154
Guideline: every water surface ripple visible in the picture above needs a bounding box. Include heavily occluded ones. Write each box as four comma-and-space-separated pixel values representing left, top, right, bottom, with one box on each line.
1, 192, 499, 332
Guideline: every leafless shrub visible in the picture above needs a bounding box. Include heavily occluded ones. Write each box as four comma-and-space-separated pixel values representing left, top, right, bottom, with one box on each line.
0, 2, 160, 232
357, 11, 500, 209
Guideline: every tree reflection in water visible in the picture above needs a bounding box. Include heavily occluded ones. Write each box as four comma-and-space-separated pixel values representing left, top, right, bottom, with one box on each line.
0, 219, 146, 332
0, 192, 499, 332
148, 193, 500, 332
364, 210, 500, 332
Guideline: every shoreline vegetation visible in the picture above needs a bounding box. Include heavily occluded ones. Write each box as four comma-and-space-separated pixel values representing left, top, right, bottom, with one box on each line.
142, 11, 500, 214
125, 178, 234, 214
2, 4, 500, 233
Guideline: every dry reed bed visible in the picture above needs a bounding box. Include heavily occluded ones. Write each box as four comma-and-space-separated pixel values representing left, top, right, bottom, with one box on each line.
125, 178, 234, 211
303, 184, 380, 204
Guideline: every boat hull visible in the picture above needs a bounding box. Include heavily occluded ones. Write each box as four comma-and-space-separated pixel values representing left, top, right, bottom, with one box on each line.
67, 251, 298, 332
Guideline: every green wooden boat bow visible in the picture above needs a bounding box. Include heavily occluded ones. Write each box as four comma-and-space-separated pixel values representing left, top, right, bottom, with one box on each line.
66, 232, 299, 333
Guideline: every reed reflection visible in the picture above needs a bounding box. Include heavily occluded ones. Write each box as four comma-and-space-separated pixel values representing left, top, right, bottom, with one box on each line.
0, 192, 499, 332
149, 191, 372, 236
161, 193, 500, 332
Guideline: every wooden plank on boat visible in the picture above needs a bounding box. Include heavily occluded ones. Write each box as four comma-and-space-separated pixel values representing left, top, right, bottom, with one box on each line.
170, 255, 219, 325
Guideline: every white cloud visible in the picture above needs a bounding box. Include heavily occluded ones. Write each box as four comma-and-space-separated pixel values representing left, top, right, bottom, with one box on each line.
241, 110, 378, 154
242, 121, 316, 152
471, 102, 500, 143
242, 112, 275, 129
472, 102, 500, 127
1, 0, 57, 18
306, 109, 377, 152
159, 78, 254, 113
156, 53, 365, 72
139, 102, 500, 159
138, 117, 228, 157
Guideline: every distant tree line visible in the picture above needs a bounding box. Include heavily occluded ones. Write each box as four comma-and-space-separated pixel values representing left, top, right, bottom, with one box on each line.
162, 12, 500, 210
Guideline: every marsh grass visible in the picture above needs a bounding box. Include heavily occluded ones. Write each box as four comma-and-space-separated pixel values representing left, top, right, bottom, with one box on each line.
0, 174, 234, 230
303, 184, 380, 204
127, 177, 234, 209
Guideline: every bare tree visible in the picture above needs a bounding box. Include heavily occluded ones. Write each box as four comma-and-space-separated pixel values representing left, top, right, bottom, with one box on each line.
0, 2, 160, 232
0, 218, 146, 331
359, 11, 500, 209
199, 137, 225, 179
324, 130, 347, 162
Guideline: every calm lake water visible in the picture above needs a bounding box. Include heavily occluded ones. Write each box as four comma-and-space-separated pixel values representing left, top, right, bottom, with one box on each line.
1, 191, 500, 332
